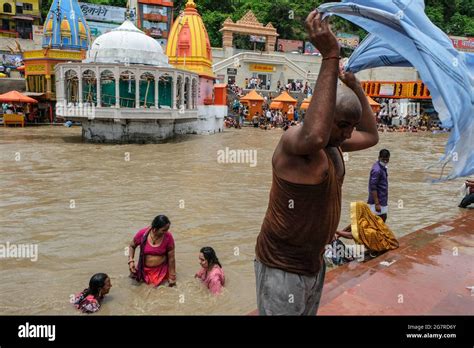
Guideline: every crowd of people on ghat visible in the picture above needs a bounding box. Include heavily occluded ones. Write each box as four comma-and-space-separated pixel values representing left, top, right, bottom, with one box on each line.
375, 110, 449, 133
227, 84, 444, 135
228, 78, 314, 97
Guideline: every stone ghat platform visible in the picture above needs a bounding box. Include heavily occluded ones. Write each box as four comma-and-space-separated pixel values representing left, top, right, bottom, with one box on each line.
250, 209, 474, 315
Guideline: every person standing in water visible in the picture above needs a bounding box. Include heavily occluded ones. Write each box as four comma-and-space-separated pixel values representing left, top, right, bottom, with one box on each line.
128, 215, 177, 287
195, 247, 225, 295
73, 273, 112, 314
254, 10, 379, 315
368, 149, 390, 222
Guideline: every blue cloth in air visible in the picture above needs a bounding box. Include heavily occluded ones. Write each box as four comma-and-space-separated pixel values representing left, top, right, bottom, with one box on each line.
317, 0, 474, 180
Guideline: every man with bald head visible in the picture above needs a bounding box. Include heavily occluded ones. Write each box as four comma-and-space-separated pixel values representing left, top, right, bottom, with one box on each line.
254, 11, 379, 315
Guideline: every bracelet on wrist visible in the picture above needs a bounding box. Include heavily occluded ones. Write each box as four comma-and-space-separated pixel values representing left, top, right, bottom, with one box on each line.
322, 56, 341, 61
128, 260, 135, 264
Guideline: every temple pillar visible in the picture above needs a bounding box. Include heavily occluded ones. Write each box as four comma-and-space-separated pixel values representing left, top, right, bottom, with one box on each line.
115, 79, 120, 108
154, 76, 159, 109
96, 67, 101, 107
78, 69, 83, 105
222, 30, 233, 49
55, 68, 64, 106
266, 35, 277, 52
193, 81, 197, 109
180, 76, 185, 111
135, 73, 140, 108
186, 77, 191, 109
172, 72, 177, 109
45, 75, 52, 96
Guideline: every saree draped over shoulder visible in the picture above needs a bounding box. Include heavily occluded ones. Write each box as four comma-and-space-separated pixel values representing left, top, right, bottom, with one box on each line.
131, 227, 175, 287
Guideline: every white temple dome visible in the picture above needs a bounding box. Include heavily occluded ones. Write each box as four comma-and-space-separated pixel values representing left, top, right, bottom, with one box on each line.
84, 20, 170, 67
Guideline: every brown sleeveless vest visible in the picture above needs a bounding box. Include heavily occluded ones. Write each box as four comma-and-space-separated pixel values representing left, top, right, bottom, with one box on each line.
255, 148, 344, 276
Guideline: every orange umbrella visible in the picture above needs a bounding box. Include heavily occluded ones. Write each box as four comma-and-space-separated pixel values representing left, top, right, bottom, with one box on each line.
0, 90, 38, 103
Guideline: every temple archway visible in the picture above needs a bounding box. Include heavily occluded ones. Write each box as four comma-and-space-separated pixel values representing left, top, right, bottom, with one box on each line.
82, 70, 97, 105
158, 74, 173, 108
219, 10, 278, 52
176, 75, 184, 109
139, 72, 155, 108
119, 70, 136, 108
65, 69, 79, 104
100, 70, 116, 107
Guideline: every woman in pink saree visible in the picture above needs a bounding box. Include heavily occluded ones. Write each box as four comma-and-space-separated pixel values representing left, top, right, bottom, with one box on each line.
128, 215, 176, 287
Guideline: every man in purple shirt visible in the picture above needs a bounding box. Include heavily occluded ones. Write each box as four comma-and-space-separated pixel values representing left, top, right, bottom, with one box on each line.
368, 149, 390, 222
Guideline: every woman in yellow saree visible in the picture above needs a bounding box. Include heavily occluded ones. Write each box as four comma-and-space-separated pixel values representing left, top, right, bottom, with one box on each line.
336, 201, 399, 253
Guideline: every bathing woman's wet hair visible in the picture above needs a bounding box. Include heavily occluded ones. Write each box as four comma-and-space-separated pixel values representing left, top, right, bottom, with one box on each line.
74, 273, 109, 306
151, 215, 170, 230
200, 247, 222, 268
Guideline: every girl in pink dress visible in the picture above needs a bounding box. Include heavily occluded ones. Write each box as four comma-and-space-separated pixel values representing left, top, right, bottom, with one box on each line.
195, 247, 225, 295
73, 273, 112, 314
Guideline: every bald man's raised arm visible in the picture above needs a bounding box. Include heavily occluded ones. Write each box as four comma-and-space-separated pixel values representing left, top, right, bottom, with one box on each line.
281, 59, 339, 156
340, 74, 379, 152
281, 10, 340, 156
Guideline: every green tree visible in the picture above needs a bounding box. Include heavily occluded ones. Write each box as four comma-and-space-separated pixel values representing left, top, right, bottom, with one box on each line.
201, 11, 231, 47
265, 0, 296, 40
41, 0, 53, 20
425, 4, 445, 30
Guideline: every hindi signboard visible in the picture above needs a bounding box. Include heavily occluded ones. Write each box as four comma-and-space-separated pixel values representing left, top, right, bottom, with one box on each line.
32, 25, 44, 44
249, 64, 276, 73
79, 2, 128, 24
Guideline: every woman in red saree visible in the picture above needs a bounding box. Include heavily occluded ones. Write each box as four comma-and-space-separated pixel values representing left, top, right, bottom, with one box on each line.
128, 215, 176, 287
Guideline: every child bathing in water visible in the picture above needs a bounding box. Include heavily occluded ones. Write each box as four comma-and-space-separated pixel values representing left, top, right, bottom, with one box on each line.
73, 273, 112, 313
195, 247, 225, 295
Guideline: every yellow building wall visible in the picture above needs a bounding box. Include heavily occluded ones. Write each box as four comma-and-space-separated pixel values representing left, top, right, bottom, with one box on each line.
0, 0, 40, 15
0, 0, 17, 15
0, 0, 41, 33
22, 0, 41, 17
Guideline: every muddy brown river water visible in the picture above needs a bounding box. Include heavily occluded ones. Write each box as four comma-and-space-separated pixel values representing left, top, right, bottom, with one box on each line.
0, 126, 466, 315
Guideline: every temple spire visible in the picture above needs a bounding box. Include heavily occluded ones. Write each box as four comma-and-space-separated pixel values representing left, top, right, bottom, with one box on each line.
186, 0, 197, 9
